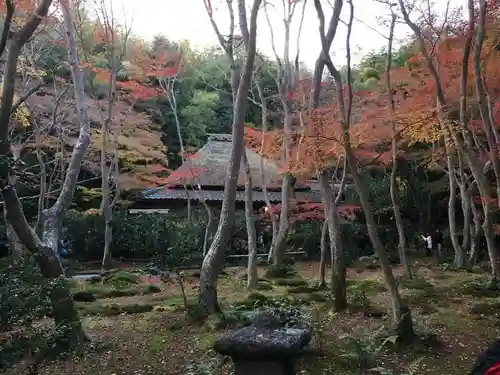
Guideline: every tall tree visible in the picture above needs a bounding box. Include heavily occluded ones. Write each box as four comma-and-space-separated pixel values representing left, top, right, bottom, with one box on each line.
316, 0, 416, 341
198, 0, 263, 314
386, 10, 412, 278
0, 0, 89, 346
312, 0, 349, 311
263, 0, 307, 264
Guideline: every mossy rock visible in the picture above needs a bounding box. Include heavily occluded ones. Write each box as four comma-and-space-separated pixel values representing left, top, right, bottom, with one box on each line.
274, 278, 308, 287
73, 291, 96, 302
264, 264, 297, 279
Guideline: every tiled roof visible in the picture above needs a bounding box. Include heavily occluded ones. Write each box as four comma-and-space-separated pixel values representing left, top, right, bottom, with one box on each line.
139, 186, 323, 203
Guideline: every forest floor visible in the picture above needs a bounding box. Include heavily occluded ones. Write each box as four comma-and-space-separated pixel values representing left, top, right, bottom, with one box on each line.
8, 260, 500, 375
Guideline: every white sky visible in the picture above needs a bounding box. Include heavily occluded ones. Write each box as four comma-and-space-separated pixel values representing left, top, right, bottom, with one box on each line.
107, 0, 462, 69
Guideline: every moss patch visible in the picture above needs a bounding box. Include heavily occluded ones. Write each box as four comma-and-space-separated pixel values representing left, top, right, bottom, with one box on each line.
78, 302, 154, 316
274, 278, 308, 287
397, 276, 434, 290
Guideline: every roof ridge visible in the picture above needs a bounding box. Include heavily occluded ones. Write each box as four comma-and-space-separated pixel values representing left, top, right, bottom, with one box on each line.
207, 133, 232, 142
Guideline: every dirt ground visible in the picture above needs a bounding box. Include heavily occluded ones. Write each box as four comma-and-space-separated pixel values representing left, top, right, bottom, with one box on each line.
7, 261, 500, 375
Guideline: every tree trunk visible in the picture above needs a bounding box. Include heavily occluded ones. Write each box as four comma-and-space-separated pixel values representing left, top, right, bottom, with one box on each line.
243, 152, 258, 290
386, 12, 411, 278
319, 0, 415, 341
318, 220, 328, 287
4, 205, 24, 257
272, 172, 291, 264
198, 0, 262, 315
3, 188, 88, 347
473, 0, 500, 208
469, 195, 481, 265
256, 87, 278, 262
319, 171, 347, 311
346, 148, 415, 341
0, 0, 89, 347
101, 205, 113, 271
447, 168, 465, 268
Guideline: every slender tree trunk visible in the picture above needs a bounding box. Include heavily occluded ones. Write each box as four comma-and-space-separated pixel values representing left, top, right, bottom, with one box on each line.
319, 170, 347, 311
198, 0, 262, 315
320, 0, 415, 341
273, 172, 291, 264
469, 194, 481, 265
458, 156, 470, 254
318, 220, 328, 286
346, 148, 414, 341
244, 152, 258, 290
255, 84, 278, 262
447, 170, 464, 267
101, 204, 113, 271
473, 0, 500, 208
386, 13, 411, 278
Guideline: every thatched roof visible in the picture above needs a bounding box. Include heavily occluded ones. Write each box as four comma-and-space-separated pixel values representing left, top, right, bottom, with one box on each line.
162, 133, 285, 189
137, 134, 323, 203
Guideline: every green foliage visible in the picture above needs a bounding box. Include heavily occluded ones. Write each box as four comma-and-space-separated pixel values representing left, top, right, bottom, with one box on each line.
63, 210, 207, 268
184, 358, 220, 375
103, 270, 140, 288
0, 256, 51, 331
180, 90, 220, 147
264, 263, 297, 279
338, 326, 398, 371
74, 282, 161, 300
78, 302, 154, 316
62, 210, 257, 268
287, 220, 322, 258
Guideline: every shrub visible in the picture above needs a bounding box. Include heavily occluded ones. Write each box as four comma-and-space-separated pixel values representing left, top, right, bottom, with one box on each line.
0, 256, 51, 331
264, 263, 297, 279
73, 291, 96, 302
103, 270, 140, 288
